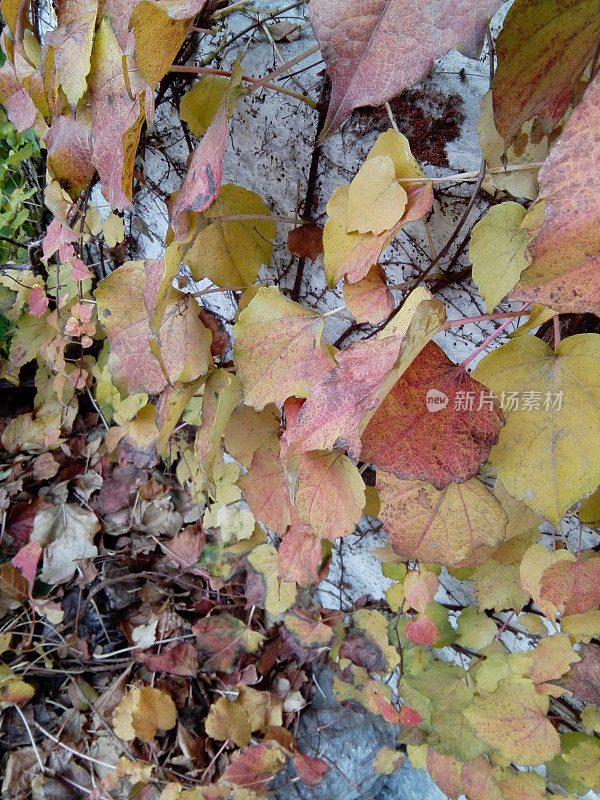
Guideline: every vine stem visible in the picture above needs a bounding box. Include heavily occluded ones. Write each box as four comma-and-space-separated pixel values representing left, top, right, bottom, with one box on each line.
461, 303, 530, 369
169, 65, 317, 108
443, 308, 530, 329
170, 43, 321, 108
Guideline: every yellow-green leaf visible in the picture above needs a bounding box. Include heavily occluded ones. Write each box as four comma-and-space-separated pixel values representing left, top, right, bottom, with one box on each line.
473, 333, 600, 524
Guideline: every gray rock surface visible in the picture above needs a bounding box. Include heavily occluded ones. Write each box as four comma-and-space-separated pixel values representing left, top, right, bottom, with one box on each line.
274, 668, 447, 800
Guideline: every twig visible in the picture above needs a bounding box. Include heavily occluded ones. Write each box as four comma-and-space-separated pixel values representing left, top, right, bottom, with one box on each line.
13, 704, 46, 773
34, 722, 117, 769
291, 76, 330, 301
461, 303, 530, 369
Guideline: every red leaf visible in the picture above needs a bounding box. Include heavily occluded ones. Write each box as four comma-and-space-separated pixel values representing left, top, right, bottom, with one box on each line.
287, 224, 324, 261
71, 258, 93, 282
399, 705, 422, 726
238, 446, 292, 535
371, 694, 402, 724
138, 643, 198, 676
511, 72, 600, 312
278, 523, 323, 586
540, 557, 600, 616
42, 218, 78, 263
222, 744, 285, 790
310, 0, 501, 135
11, 542, 42, 596
29, 286, 48, 317
170, 101, 228, 234
404, 616, 438, 646
360, 342, 504, 489
288, 335, 405, 459
550, 643, 600, 706
293, 752, 330, 786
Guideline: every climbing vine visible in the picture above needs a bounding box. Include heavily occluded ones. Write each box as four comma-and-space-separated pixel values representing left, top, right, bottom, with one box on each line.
1, 0, 600, 798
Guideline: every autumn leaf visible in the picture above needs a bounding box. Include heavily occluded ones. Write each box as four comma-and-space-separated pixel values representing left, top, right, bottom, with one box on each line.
193, 614, 264, 673
28, 285, 48, 317
293, 752, 329, 786
277, 524, 324, 586
180, 76, 229, 137
464, 677, 560, 765
11, 541, 42, 597
170, 66, 245, 234
221, 744, 285, 791
44, 0, 97, 107
377, 473, 508, 567
194, 370, 242, 480
31, 503, 100, 584
138, 643, 198, 677
287, 224, 324, 261
405, 616, 438, 646
113, 686, 177, 742
373, 747, 405, 776
238, 446, 292, 535
469, 202, 530, 312
539, 557, 600, 616
295, 450, 365, 540
361, 341, 503, 489
205, 696, 251, 747
510, 73, 600, 312
45, 112, 95, 198
88, 17, 146, 210
346, 155, 407, 234
491, 0, 599, 142
550, 644, 600, 706
246, 543, 296, 616
473, 334, 600, 524
519, 543, 575, 622
310, 0, 501, 135
282, 609, 337, 658
95, 260, 212, 396
403, 569, 438, 613
131, 1, 194, 88
224, 403, 280, 469
288, 293, 446, 458
186, 184, 276, 287
233, 287, 336, 410
343, 264, 394, 325
473, 559, 530, 612
528, 633, 579, 696
323, 131, 433, 286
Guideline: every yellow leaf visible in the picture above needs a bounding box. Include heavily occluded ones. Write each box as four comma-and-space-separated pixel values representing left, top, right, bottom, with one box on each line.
246, 544, 296, 616
233, 287, 336, 410
346, 155, 407, 235
113, 686, 177, 742
180, 76, 229, 137
187, 184, 276, 287
469, 201, 530, 312
473, 333, 600, 524
464, 677, 560, 765
377, 473, 508, 568
103, 212, 125, 248
205, 696, 251, 748
295, 450, 365, 540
